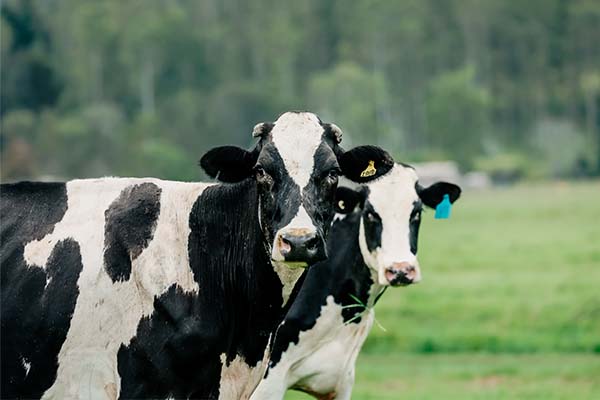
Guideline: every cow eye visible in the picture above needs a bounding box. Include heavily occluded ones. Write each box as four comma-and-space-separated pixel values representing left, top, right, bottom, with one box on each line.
326, 168, 339, 182
255, 166, 272, 183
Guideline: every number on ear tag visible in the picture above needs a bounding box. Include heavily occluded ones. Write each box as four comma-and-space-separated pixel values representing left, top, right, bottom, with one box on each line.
360, 160, 377, 178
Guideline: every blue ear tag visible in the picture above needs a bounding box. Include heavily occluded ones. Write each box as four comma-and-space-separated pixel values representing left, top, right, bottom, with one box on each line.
435, 194, 452, 219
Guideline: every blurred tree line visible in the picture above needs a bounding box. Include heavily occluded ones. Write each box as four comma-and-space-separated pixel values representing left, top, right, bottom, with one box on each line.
1, 0, 599, 181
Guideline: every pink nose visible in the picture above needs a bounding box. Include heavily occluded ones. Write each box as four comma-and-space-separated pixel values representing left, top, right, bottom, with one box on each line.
385, 262, 419, 286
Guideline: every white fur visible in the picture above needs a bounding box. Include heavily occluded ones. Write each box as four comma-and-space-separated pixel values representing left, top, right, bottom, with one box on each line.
21, 357, 31, 377
22, 178, 209, 399
250, 296, 375, 400
272, 261, 307, 307
357, 165, 422, 285
271, 112, 323, 191
218, 351, 269, 400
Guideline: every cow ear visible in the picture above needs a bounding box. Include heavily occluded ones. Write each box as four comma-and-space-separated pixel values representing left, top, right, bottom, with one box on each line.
417, 182, 462, 209
338, 145, 395, 183
199, 146, 258, 183
252, 122, 274, 138
334, 187, 367, 214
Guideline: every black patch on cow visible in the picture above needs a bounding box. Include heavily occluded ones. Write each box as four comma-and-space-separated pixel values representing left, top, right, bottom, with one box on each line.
409, 201, 423, 254
267, 210, 373, 371
363, 202, 383, 253
416, 181, 462, 209
255, 143, 303, 238
103, 183, 162, 282
337, 145, 395, 183
1, 182, 84, 399
200, 145, 260, 183
118, 178, 288, 399
334, 187, 366, 214
301, 141, 342, 240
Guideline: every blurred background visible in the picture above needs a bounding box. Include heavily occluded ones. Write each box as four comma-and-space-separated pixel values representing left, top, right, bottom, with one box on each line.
1, 0, 599, 399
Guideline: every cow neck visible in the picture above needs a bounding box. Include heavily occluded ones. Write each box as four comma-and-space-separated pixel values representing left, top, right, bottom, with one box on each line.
324, 212, 378, 320
188, 176, 286, 363
266, 211, 375, 370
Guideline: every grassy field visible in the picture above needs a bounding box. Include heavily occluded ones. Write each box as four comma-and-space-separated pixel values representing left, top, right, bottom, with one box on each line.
286, 181, 600, 399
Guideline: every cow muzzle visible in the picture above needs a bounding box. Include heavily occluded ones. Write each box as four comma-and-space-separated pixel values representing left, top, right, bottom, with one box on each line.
385, 262, 421, 286
272, 228, 327, 267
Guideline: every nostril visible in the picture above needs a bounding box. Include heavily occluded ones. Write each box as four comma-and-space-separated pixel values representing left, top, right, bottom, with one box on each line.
279, 236, 292, 255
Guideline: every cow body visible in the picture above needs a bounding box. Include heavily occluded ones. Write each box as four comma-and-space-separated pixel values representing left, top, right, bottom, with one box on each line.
249, 193, 382, 400
1, 177, 293, 399
1, 112, 392, 399
252, 164, 461, 400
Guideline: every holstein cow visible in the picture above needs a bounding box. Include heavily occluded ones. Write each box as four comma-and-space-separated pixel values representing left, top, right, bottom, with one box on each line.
251, 159, 461, 400
0, 112, 390, 399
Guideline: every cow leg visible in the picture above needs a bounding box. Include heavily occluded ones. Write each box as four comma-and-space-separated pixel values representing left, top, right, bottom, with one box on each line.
331, 368, 355, 400
249, 364, 290, 400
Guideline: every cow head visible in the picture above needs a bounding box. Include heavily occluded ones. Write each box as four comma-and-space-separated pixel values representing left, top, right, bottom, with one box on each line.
334, 162, 461, 286
200, 111, 391, 268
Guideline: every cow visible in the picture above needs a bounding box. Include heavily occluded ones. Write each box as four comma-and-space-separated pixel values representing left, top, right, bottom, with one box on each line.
251, 158, 461, 400
0, 111, 391, 399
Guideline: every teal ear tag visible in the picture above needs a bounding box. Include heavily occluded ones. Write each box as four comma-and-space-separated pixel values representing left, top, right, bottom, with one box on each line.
435, 194, 452, 219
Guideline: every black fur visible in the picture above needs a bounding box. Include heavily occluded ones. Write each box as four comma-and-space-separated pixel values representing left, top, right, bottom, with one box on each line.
103, 183, 162, 282
409, 201, 423, 254
1, 182, 83, 399
117, 178, 286, 399
416, 181, 462, 209
337, 145, 394, 183
363, 203, 383, 253
200, 145, 260, 183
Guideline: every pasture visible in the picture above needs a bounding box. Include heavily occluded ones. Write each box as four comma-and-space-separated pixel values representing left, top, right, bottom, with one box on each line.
286, 181, 600, 399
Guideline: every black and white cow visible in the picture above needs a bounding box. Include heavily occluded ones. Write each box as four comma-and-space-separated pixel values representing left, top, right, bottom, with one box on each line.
0, 112, 390, 399
251, 160, 461, 400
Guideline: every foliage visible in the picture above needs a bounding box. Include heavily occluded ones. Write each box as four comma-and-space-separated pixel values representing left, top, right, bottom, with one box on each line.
1, 0, 600, 181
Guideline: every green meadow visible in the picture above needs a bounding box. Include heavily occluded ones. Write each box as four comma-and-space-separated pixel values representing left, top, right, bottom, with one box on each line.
286, 181, 600, 399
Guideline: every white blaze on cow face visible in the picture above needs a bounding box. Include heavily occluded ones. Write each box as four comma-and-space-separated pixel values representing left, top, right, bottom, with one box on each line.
357, 164, 423, 286
269, 112, 329, 266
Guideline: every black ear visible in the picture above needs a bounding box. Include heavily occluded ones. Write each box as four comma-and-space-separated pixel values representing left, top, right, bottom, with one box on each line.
417, 182, 462, 209
338, 145, 395, 183
199, 146, 258, 183
334, 187, 367, 214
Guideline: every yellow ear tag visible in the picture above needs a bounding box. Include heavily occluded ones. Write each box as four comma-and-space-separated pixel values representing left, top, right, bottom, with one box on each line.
338, 200, 345, 210
360, 160, 377, 178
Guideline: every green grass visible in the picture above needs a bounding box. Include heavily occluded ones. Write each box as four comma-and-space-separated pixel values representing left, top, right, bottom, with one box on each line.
285, 181, 600, 399
286, 353, 600, 399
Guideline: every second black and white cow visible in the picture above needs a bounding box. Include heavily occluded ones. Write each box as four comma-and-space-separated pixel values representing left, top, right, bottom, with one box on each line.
251, 160, 461, 400
0, 112, 391, 399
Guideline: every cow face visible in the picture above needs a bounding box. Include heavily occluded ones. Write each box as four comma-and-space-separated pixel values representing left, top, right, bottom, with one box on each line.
335, 164, 461, 286
200, 111, 392, 268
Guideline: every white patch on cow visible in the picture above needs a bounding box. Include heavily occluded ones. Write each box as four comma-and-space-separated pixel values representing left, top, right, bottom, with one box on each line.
271, 261, 306, 307
21, 356, 31, 377
45, 276, 52, 289
271, 112, 323, 190
270, 112, 323, 248
218, 350, 269, 400
356, 164, 421, 285
26, 178, 211, 399
251, 296, 373, 400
